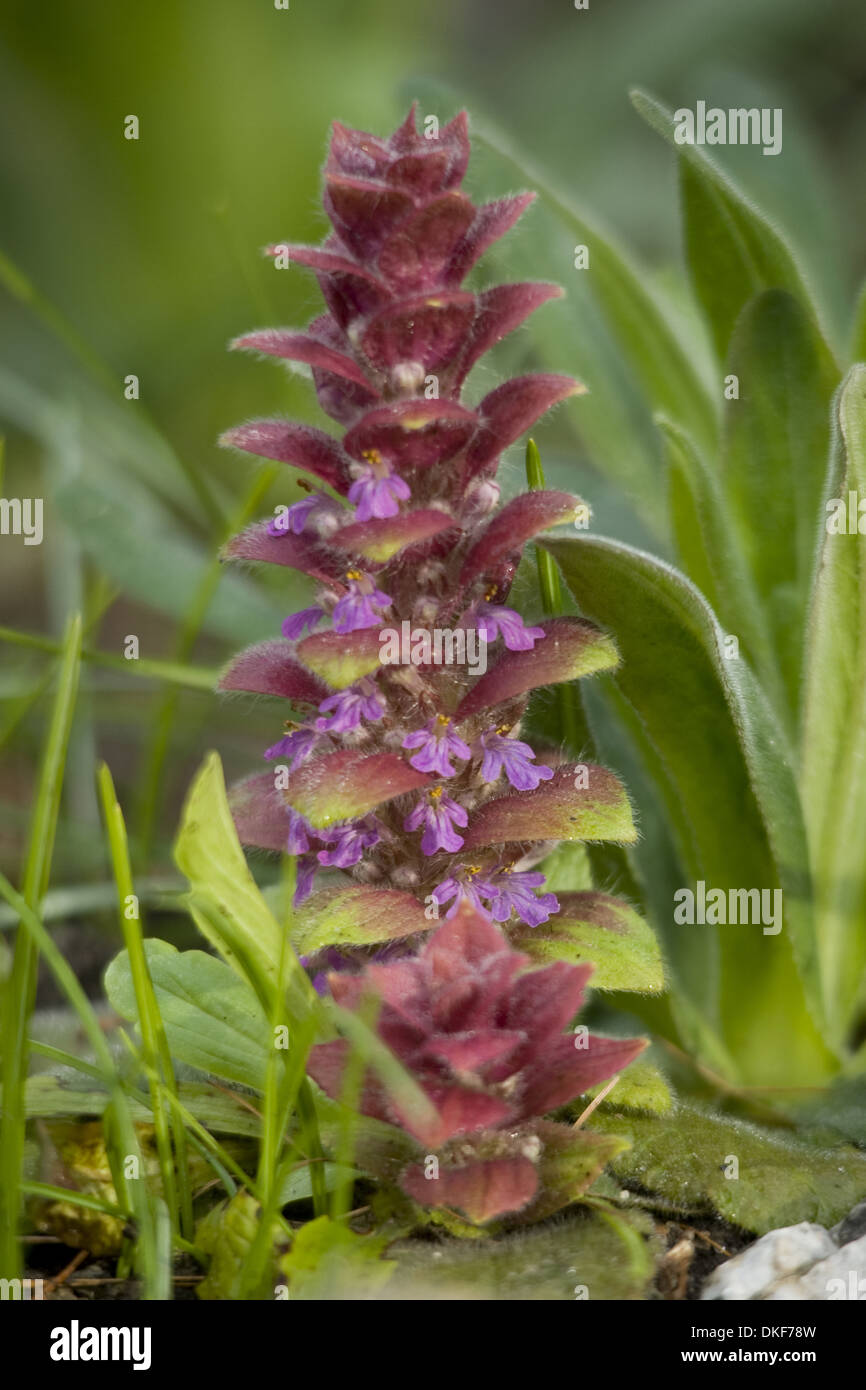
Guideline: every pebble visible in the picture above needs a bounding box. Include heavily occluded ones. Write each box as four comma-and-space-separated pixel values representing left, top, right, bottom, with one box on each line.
701, 1222, 836, 1300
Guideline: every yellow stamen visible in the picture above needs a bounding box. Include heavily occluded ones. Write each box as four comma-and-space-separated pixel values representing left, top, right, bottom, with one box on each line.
346, 569, 363, 581
429, 787, 443, 801
484, 585, 498, 602
496, 724, 511, 737
361, 448, 383, 465
436, 714, 451, 727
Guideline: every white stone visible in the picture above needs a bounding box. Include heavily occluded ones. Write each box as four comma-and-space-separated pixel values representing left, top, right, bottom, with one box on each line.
701, 1223, 836, 1300
765, 1234, 866, 1300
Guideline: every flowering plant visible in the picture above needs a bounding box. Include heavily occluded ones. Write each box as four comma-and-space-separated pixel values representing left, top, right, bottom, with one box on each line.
216, 107, 660, 1221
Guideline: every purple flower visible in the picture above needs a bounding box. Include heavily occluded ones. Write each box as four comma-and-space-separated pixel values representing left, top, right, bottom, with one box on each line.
483, 868, 560, 928
478, 726, 554, 791
332, 571, 392, 633
287, 808, 317, 855
294, 854, 318, 905
317, 816, 381, 868
431, 866, 491, 918
402, 714, 471, 777
475, 601, 545, 651
282, 606, 325, 640
264, 726, 321, 768
348, 448, 411, 521
404, 789, 468, 856
299, 947, 348, 995
315, 678, 384, 733
269, 492, 338, 536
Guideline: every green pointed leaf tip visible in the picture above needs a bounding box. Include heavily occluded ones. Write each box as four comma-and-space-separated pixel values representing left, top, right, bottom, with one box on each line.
463, 764, 636, 849
513, 891, 664, 993
629, 88, 835, 365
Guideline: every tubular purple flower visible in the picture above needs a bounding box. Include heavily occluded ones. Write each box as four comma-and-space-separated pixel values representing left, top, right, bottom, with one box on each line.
402, 714, 472, 777
432, 866, 492, 917
478, 726, 554, 790
331, 571, 391, 633
347, 448, 411, 521
269, 492, 339, 536
282, 606, 325, 640
484, 868, 560, 928
404, 788, 469, 856
317, 817, 381, 868
294, 854, 319, 905
287, 807, 317, 855
264, 726, 321, 768
474, 601, 546, 651
315, 678, 385, 733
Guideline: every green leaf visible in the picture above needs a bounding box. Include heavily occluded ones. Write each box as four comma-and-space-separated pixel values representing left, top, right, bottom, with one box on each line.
291, 885, 430, 956
660, 415, 779, 708
174, 752, 315, 1019
721, 290, 839, 711
587, 1058, 673, 1116
389, 1203, 658, 1300
285, 749, 428, 829
517, 1122, 630, 1225
630, 89, 835, 363
801, 366, 866, 1037
544, 534, 834, 1084
592, 1101, 866, 1234
296, 628, 383, 688
463, 764, 636, 849
0, 613, 82, 1280
196, 1191, 280, 1300
20, 1073, 262, 1136
278, 1163, 361, 1206
277, 1214, 396, 1300
105, 940, 271, 1091
512, 892, 664, 993
535, 841, 594, 894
